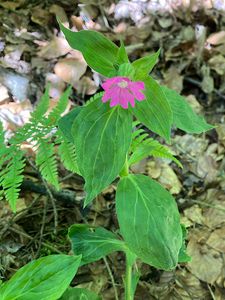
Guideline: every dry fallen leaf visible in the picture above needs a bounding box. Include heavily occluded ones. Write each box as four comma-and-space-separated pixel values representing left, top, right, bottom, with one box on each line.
185, 95, 202, 114
74, 76, 98, 96
174, 268, 211, 300
207, 227, 225, 253
208, 54, 225, 76
184, 204, 204, 225
0, 84, 10, 103
196, 154, 218, 184
54, 58, 87, 85
202, 189, 225, 229
38, 36, 71, 59
187, 228, 223, 284
46, 73, 66, 99
207, 31, 225, 45
163, 66, 183, 93
158, 163, 182, 194
147, 160, 182, 194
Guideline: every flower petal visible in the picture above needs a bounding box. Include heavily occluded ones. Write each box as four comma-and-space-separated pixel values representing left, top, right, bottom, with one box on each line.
129, 87, 145, 101
102, 91, 112, 102
123, 89, 135, 107
110, 97, 120, 107
102, 77, 127, 90
129, 81, 145, 90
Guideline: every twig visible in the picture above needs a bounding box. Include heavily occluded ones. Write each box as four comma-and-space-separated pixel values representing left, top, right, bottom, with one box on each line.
184, 77, 225, 100
27, 158, 58, 234
103, 257, 119, 300
35, 198, 47, 258
9, 227, 63, 254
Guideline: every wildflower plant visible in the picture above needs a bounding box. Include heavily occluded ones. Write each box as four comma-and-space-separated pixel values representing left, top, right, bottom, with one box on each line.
0, 22, 213, 300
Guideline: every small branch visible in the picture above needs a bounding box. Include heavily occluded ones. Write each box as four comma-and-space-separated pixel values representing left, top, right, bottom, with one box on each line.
103, 257, 119, 300
9, 227, 63, 254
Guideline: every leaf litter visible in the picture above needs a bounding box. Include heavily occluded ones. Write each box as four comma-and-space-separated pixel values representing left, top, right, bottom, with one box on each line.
0, 1, 225, 299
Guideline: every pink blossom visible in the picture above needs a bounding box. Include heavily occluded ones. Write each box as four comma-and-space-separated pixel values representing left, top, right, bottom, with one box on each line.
101, 77, 145, 109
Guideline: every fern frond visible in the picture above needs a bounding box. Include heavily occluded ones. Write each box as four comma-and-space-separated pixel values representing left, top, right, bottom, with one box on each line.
47, 86, 72, 125
57, 131, 80, 175
129, 128, 182, 168
85, 91, 104, 106
35, 137, 59, 189
30, 85, 50, 122
0, 147, 25, 212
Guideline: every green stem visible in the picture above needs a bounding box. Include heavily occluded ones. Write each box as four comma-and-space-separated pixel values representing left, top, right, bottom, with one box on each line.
120, 156, 129, 177
125, 255, 133, 300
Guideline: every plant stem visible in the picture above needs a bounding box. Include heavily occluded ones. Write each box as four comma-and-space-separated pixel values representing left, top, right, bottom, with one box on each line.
120, 156, 129, 177
125, 255, 133, 300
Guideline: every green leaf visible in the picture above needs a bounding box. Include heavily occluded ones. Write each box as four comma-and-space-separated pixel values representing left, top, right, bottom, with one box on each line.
72, 95, 132, 206
132, 49, 160, 80
47, 86, 72, 125
0, 254, 81, 300
178, 225, 191, 263
116, 174, 182, 270
30, 85, 50, 122
118, 63, 135, 78
129, 136, 182, 168
161, 86, 213, 133
57, 131, 80, 175
58, 106, 82, 143
68, 224, 126, 265
117, 40, 129, 64
60, 287, 101, 300
58, 21, 118, 77
132, 77, 173, 142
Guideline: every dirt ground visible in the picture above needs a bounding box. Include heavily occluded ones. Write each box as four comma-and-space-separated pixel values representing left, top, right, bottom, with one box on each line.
0, 1, 225, 299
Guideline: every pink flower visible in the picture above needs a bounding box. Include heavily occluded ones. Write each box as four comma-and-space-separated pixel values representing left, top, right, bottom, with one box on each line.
101, 77, 145, 109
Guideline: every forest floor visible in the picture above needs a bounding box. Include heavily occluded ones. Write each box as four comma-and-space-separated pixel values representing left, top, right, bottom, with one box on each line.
0, 1, 225, 299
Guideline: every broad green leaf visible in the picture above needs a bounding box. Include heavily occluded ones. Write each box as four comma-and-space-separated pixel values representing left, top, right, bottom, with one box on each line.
118, 63, 135, 78
117, 41, 129, 64
58, 106, 82, 143
132, 49, 160, 80
60, 287, 101, 300
161, 86, 213, 133
69, 224, 126, 265
132, 77, 173, 142
58, 21, 118, 77
178, 225, 191, 263
0, 254, 82, 300
129, 137, 182, 168
116, 174, 182, 270
72, 94, 132, 206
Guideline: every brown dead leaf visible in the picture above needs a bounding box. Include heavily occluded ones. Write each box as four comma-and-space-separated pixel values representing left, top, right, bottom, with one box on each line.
186, 95, 202, 114
173, 134, 208, 157
54, 58, 87, 85
207, 31, 225, 45
158, 163, 182, 194
202, 189, 225, 228
75, 76, 98, 96
0, 84, 10, 103
0, 0, 25, 9
46, 73, 66, 99
31, 7, 51, 26
175, 268, 211, 300
38, 36, 71, 59
196, 154, 218, 184
148, 160, 182, 194
147, 160, 161, 179
163, 66, 183, 93
208, 55, 225, 76
187, 228, 223, 284
207, 227, 225, 253
216, 124, 225, 147
184, 204, 204, 225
